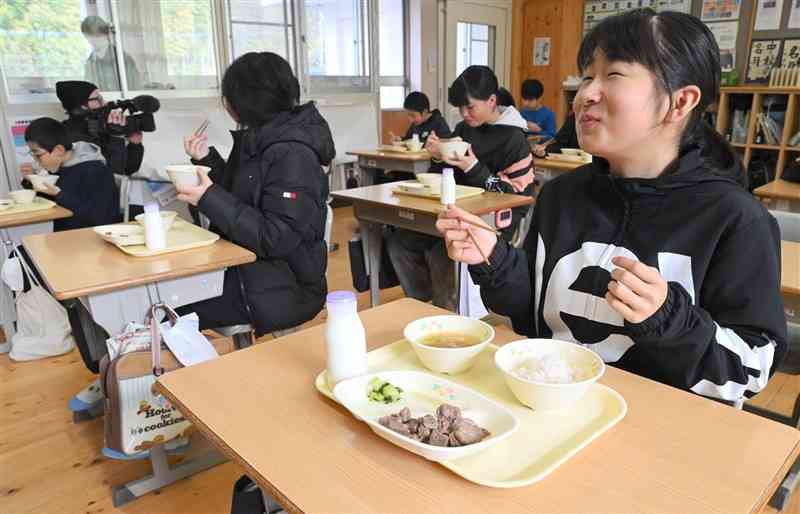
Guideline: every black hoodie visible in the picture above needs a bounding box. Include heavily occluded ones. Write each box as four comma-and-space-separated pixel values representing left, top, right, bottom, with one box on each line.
403, 109, 452, 143
471, 147, 787, 401
193, 102, 336, 335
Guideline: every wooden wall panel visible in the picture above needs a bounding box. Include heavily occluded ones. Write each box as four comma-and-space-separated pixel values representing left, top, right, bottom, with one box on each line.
380, 110, 411, 144
512, 0, 584, 126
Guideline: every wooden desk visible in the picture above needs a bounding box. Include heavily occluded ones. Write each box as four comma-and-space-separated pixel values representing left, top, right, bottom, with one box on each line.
0, 205, 72, 341
331, 183, 533, 307
0, 205, 72, 229
347, 150, 431, 185
156, 298, 800, 514
22, 226, 255, 506
755, 180, 800, 212
23, 227, 254, 301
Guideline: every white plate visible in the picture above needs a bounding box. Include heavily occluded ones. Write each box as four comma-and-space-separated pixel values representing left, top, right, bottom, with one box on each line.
333, 370, 519, 462
93, 224, 145, 246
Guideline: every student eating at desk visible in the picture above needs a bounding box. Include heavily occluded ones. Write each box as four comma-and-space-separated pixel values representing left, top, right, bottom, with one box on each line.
436, 8, 787, 402
175, 51, 335, 336
386, 65, 534, 312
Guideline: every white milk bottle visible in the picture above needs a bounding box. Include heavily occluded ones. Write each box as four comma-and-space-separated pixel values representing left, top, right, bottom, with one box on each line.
143, 202, 166, 251
325, 291, 367, 387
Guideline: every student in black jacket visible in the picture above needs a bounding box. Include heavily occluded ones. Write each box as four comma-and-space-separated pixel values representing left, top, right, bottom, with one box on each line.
396, 91, 452, 144
175, 52, 334, 335
53, 81, 144, 178
532, 113, 579, 158
23, 118, 119, 231
387, 66, 534, 311
437, 9, 786, 402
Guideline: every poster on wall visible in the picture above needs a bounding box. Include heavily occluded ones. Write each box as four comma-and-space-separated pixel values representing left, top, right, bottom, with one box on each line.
533, 38, 551, 66
790, 0, 800, 28
10, 118, 34, 169
782, 39, 800, 68
747, 39, 783, 81
707, 21, 739, 71
701, 0, 742, 21
755, 0, 785, 31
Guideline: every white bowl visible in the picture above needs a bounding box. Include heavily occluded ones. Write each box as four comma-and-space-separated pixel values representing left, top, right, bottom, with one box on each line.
26, 174, 58, 189
405, 140, 424, 152
494, 339, 605, 411
166, 165, 210, 188
416, 173, 442, 191
404, 315, 494, 374
560, 148, 582, 156
333, 370, 520, 462
0, 199, 14, 211
9, 190, 36, 204
134, 210, 178, 231
439, 139, 469, 159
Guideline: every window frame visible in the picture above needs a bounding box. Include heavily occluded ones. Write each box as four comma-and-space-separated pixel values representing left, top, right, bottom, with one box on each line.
377, 0, 409, 110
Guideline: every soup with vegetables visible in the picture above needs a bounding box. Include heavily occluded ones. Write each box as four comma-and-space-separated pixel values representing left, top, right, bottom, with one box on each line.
417, 332, 483, 348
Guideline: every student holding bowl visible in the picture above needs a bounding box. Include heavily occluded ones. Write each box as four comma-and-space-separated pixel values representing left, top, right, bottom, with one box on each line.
176, 52, 335, 335
436, 9, 787, 402
387, 65, 534, 312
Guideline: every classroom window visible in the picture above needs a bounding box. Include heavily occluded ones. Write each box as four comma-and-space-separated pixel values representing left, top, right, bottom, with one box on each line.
378, 0, 406, 109
113, 0, 219, 91
228, 0, 296, 68
0, 0, 114, 96
302, 0, 370, 93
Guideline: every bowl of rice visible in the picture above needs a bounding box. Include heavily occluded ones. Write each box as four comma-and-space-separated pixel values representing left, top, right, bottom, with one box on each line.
494, 339, 604, 411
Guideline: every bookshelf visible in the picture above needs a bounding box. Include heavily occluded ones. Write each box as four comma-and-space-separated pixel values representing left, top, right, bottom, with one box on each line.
715, 86, 800, 180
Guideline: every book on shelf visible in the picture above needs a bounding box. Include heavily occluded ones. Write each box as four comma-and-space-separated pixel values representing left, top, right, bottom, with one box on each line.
731, 110, 749, 144
790, 130, 800, 147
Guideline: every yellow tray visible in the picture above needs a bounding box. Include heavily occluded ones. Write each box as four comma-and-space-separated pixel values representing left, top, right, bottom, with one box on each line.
0, 197, 56, 216
107, 220, 220, 257
393, 183, 485, 201
378, 145, 429, 155
315, 340, 627, 488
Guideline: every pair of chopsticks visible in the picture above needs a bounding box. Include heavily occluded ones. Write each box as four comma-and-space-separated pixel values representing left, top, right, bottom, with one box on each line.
446, 211, 498, 268
193, 118, 210, 137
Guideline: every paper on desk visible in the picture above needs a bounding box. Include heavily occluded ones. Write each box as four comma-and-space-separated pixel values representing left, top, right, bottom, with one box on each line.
160, 313, 219, 366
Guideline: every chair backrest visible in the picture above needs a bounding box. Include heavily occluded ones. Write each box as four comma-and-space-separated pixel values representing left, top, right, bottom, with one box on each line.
770, 210, 800, 242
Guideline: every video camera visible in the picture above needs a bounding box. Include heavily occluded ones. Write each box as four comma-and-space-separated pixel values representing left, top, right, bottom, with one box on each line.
78, 95, 161, 138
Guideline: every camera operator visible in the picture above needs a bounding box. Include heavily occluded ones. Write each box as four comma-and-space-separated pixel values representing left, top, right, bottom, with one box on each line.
50, 80, 144, 177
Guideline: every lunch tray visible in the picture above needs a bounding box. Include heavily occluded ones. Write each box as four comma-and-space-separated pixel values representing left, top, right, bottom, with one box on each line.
315, 339, 627, 488
0, 197, 57, 215
96, 220, 220, 257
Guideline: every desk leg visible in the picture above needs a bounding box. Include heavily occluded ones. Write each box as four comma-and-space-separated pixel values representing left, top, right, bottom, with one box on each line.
362, 221, 382, 308
112, 442, 227, 507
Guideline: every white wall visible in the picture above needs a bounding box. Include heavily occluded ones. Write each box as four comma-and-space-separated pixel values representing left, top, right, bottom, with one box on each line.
408, 0, 440, 108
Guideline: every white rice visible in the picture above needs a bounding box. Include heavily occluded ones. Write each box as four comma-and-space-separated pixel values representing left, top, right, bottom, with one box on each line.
512, 353, 595, 384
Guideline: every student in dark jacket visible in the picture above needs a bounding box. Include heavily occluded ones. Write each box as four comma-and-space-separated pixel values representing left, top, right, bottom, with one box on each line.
437, 9, 786, 402
387, 66, 534, 311
23, 118, 119, 231
532, 113, 579, 158
54, 80, 144, 177
397, 91, 451, 144
175, 52, 334, 335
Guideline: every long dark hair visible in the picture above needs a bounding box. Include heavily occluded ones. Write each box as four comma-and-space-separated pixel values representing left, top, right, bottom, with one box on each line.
448, 65, 498, 107
578, 9, 744, 185
221, 52, 300, 128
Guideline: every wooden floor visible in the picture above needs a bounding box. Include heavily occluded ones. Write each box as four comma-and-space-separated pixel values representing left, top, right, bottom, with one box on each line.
1, 206, 798, 513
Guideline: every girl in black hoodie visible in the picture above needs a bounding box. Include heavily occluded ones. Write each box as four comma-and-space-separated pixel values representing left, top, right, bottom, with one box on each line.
176, 52, 335, 335
437, 9, 787, 402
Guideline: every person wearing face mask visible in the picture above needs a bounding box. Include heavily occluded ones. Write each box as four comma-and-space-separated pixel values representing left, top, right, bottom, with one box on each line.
385, 65, 534, 311
436, 9, 786, 403
81, 16, 141, 91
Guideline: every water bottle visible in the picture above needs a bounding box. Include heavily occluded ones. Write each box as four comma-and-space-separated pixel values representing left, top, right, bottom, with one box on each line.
143, 202, 166, 251
441, 168, 456, 206
325, 291, 367, 387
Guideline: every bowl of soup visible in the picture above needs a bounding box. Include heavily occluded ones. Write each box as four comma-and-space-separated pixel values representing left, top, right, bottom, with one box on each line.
404, 315, 494, 374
